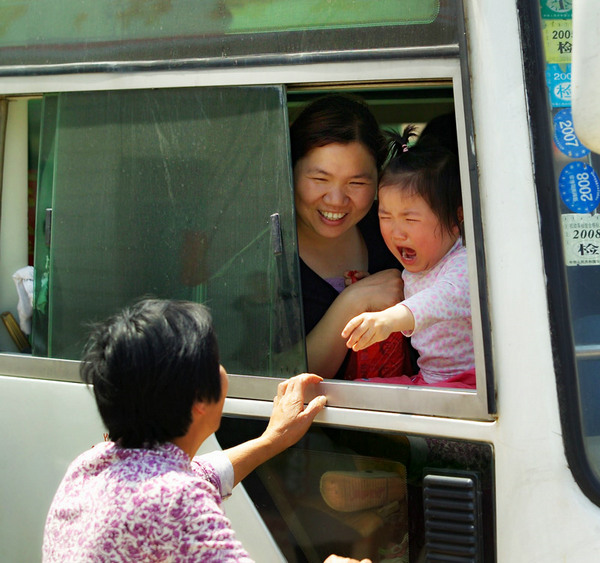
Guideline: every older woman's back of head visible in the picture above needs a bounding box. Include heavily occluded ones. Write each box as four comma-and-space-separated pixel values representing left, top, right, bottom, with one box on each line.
80, 299, 222, 449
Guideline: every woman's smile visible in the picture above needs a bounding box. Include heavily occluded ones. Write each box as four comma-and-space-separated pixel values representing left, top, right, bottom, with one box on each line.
294, 141, 377, 242
319, 210, 348, 222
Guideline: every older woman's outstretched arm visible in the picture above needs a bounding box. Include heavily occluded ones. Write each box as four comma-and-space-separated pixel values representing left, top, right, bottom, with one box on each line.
224, 373, 326, 486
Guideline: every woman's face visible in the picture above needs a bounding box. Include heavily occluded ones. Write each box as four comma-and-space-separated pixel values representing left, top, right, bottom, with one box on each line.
294, 142, 377, 242
203, 365, 229, 435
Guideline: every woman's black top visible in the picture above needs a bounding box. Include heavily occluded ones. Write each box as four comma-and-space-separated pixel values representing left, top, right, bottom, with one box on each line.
299, 204, 402, 379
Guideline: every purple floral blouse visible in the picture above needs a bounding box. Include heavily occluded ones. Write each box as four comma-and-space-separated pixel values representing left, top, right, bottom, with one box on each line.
42, 441, 254, 562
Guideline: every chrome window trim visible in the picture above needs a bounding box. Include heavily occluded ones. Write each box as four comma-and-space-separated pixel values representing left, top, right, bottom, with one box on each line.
0, 46, 458, 79
0, 57, 458, 95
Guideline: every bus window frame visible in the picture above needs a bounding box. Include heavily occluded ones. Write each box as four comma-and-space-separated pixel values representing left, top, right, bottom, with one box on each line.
0, 56, 494, 422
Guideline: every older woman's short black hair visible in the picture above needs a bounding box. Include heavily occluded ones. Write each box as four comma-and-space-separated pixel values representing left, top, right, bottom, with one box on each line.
80, 299, 221, 449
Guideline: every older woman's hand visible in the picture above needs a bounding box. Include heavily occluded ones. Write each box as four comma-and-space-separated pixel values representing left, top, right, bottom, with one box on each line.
341, 268, 404, 314
225, 374, 326, 485
263, 373, 327, 451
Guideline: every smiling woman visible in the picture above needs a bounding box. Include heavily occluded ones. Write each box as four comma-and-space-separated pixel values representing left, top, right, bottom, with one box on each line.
290, 95, 413, 380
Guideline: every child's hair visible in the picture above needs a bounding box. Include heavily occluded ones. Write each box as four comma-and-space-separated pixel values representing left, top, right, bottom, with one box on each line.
381, 126, 462, 236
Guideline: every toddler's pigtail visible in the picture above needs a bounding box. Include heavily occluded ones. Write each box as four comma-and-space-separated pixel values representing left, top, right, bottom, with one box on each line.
386, 125, 418, 161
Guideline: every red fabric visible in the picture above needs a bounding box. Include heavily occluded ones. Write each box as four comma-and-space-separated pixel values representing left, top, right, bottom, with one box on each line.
358, 368, 476, 389
342, 272, 414, 382
344, 332, 414, 381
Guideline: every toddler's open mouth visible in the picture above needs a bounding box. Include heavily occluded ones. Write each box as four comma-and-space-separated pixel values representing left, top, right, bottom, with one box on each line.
399, 247, 417, 264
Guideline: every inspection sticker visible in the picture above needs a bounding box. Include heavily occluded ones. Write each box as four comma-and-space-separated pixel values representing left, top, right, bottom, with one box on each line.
542, 19, 572, 64
553, 108, 590, 158
546, 64, 571, 107
559, 162, 600, 214
562, 213, 600, 266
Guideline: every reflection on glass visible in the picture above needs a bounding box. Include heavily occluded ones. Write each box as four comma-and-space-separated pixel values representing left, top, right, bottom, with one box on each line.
539, 5, 600, 480
0, 0, 439, 47
549, 88, 600, 479
218, 418, 494, 562
0, 1, 457, 66
257, 449, 408, 562
31, 87, 305, 377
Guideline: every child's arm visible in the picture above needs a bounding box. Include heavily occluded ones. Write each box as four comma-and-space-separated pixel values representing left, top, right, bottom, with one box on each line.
341, 303, 415, 351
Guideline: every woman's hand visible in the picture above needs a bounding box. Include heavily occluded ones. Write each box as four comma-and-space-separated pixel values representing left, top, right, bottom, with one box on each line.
263, 374, 327, 451
305, 268, 404, 378
341, 268, 404, 313
225, 374, 326, 486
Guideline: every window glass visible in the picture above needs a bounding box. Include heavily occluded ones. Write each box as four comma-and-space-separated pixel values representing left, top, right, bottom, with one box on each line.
31, 86, 305, 377
217, 417, 494, 562
0, 0, 458, 68
540, 3, 600, 478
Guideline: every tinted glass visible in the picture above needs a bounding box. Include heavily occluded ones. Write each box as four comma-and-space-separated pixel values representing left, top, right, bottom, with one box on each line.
217, 417, 494, 562
540, 3, 600, 478
0, 0, 457, 68
31, 86, 305, 377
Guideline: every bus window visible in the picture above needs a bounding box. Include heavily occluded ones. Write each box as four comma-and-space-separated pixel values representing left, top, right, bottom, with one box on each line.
532, 1, 600, 497
1, 76, 492, 416
0, 0, 455, 68
28, 87, 305, 377
572, 0, 600, 155
217, 416, 495, 562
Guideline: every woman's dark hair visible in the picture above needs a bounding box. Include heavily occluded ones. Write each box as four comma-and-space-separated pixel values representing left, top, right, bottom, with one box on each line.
80, 299, 221, 449
381, 126, 462, 235
290, 94, 387, 173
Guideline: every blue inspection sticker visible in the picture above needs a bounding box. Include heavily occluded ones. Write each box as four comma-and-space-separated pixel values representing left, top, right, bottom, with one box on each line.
545, 64, 571, 107
554, 108, 590, 158
559, 162, 600, 214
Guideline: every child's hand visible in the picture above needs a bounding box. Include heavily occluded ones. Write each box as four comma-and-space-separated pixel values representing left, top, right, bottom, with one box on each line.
344, 270, 370, 287
341, 311, 394, 351
341, 304, 414, 351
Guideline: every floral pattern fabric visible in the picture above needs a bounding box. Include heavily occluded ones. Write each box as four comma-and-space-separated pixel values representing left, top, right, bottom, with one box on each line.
43, 441, 253, 562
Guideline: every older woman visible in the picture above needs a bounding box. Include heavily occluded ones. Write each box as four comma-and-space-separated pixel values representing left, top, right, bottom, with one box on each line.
42, 299, 369, 563
291, 95, 411, 379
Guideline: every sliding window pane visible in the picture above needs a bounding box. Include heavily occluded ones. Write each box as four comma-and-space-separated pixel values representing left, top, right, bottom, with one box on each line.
32, 86, 305, 377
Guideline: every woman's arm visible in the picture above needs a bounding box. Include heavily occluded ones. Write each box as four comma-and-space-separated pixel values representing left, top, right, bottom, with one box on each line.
306, 269, 405, 378
224, 373, 326, 487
